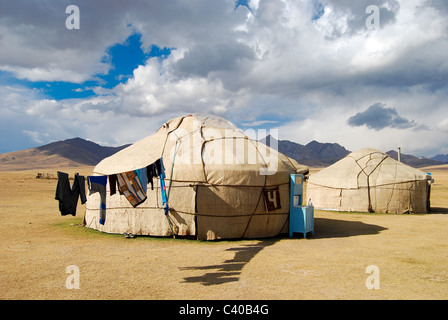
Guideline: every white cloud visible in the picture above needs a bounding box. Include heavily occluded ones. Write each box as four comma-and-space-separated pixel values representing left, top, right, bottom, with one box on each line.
22, 130, 49, 144
0, 84, 172, 151
0, 0, 447, 157
0, 0, 131, 83
241, 120, 278, 127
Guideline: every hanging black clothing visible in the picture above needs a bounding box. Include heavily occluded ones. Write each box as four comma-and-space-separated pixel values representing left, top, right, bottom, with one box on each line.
87, 175, 107, 225
55, 171, 87, 216
109, 174, 118, 195
146, 158, 163, 190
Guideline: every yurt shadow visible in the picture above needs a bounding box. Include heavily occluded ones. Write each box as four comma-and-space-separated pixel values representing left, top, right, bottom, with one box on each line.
428, 207, 448, 214
312, 217, 388, 239
180, 240, 277, 286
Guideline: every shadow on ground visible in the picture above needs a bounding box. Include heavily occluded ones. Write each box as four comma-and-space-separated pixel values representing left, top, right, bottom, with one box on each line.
180, 240, 277, 286
429, 207, 448, 214
180, 217, 388, 286
312, 217, 388, 239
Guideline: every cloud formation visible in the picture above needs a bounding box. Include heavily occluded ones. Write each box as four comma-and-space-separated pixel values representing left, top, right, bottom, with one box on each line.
0, 0, 447, 156
347, 103, 416, 130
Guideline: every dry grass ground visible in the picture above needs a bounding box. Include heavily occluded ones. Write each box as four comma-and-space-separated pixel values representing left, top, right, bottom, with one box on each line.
0, 165, 447, 300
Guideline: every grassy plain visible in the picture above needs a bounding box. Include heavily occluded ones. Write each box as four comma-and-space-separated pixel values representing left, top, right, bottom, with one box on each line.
0, 165, 447, 300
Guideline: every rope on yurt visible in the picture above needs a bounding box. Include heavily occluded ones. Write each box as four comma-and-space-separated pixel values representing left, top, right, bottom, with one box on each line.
241, 137, 268, 239
160, 118, 199, 238
241, 174, 267, 238
167, 137, 181, 202
164, 136, 182, 238
84, 211, 95, 232
165, 211, 175, 238
358, 154, 388, 213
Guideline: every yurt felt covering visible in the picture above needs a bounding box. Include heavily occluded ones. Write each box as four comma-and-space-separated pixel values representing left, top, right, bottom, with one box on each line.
85, 114, 308, 240
306, 148, 430, 214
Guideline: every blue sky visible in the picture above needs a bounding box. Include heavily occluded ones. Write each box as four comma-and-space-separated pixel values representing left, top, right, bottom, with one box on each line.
1, 0, 447, 157
0, 33, 171, 101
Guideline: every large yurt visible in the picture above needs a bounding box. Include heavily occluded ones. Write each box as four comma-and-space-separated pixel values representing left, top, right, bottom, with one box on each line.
306, 148, 432, 214
85, 114, 308, 240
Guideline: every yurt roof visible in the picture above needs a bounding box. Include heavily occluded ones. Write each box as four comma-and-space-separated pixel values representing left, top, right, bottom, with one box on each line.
308, 148, 427, 189
93, 114, 308, 185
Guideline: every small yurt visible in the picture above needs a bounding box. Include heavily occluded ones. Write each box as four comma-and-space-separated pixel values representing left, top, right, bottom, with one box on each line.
85, 114, 308, 240
306, 148, 432, 214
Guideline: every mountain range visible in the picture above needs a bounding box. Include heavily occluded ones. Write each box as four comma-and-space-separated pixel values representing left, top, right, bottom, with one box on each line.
385, 150, 443, 168
261, 135, 446, 168
431, 154, 448, 163
0, 137, 129, 171
260, 135, 351, 167
0, 136, 446, 171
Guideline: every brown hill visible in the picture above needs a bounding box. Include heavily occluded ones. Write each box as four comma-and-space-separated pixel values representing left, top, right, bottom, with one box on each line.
386, 150, 443, 168
260, 135, 350, 167
0, 137, 129, 171
431, 154, 448, 163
